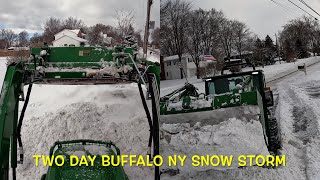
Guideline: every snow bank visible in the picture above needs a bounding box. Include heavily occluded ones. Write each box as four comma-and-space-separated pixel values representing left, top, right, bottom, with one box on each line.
0, 58, 7, 90
275, 63, 320, 180
245, 56, 320, 82
14, 83, 155, 179
160, 118, 270, 172
138, 48, 160, 63
146, 55, 160, 63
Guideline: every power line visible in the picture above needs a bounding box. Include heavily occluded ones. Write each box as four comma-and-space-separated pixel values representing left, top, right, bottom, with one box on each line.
298, 0, 320, 17
270, 0, 301, 17
287, 0, 318, 20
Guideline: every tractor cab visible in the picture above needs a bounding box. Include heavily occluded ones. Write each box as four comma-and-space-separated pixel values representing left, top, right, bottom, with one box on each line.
41, 140, 128, 180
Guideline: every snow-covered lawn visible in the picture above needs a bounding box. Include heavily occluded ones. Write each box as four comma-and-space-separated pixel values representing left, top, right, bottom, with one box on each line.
0, 58, 155, 179
245, 56, 320, 81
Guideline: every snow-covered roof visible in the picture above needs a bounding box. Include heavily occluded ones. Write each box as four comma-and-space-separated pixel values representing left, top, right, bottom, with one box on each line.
164, 54, 190, 61
52, 34, 88, 43
54, 29, 81, 37
70, 29, 80, 35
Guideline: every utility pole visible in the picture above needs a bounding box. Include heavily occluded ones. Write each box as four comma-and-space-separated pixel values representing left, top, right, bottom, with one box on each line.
275, 33, 281, 64
143, 0, 152, 58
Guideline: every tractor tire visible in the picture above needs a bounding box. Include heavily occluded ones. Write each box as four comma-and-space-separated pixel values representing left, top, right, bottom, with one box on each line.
268, 117, 281, 154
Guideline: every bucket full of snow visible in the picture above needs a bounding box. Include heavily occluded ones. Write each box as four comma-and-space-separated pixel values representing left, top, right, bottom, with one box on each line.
160, 105, 270, 174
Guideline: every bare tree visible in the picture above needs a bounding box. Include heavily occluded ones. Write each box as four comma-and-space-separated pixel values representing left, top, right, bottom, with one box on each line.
279, 16, 319, 59
185, 9, 207, 78
160, 0, 192, 61
114, 10, 135, 38
18, 31, 29, 47
30, 33, 44, 48
0, 29, 17, 48
62, 17, 85, 30
203, 9, 225, 56
87, 24, 114, 46
43, 17, 62, 43
219, 19, 236, 59
233, 20, 250, 59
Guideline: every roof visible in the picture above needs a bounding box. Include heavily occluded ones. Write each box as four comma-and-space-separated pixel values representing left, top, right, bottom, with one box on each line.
163, 54, 190, 61
52, 34, 88, 43
70, 29, 80, 34
54, 29, 81, 37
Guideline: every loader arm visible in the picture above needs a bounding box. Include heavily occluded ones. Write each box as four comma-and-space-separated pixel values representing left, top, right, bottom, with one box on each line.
0, 46, 160, 180
0, 62, 25, 180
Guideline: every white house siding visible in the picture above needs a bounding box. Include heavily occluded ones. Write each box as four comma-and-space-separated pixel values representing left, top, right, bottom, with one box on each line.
163, 54, 211, 80
164, 59, 181, 80
53, 36, 81, 47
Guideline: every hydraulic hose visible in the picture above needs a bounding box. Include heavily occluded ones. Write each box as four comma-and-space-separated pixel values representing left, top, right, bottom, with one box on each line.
12, 168, 16, 180
17, 83, 33, 164
138, 82, 153, 157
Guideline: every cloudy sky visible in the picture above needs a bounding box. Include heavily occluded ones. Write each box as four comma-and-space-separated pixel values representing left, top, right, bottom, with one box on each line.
0, 0, 160, 34
192, 0, 320, 39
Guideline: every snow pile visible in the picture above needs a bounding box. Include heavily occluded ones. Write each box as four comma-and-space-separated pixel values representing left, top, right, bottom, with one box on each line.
167, 98, 212, 111
190, 98, 212, 109
146, 55, 160, 63
138, 48, 160, 63
13, 83, 155, 180
160, 118, 270, 172
44, 61, 133, 78
275, 65, 320, 180
0, 58, 7, 90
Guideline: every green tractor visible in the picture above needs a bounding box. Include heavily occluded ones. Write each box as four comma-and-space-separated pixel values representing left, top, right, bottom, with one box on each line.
0, 46, 160, 180
42, 140, 128, 180
160, 63, 281, 154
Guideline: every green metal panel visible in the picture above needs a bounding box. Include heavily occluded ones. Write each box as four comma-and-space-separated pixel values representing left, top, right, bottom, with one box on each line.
0, 63, 24, 177
44, 140, 128, 180
31, 47, 114, 63
240, 91, 257, 105
147, 63, 160, 90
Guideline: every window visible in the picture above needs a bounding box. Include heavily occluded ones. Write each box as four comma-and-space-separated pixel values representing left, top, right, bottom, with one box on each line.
167, 61, 171, 66
188, 58, 192, 63
167, 72, 169, 77
173, 60, 176, 65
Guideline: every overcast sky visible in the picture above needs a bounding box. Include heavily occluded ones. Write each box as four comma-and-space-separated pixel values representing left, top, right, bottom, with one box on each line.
0, 0, 160, 35
192, 0, 320, 39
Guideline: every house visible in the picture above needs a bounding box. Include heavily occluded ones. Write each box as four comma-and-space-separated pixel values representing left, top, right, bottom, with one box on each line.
101, 33, 113, 47
163, 54, 215, 80
52, 29, 88, 47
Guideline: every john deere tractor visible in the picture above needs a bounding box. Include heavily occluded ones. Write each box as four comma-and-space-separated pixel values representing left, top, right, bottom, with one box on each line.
0, 45, 160, 180
160, 63, 281, 154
